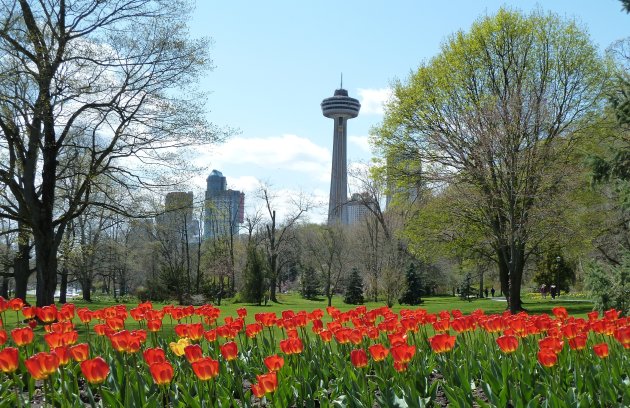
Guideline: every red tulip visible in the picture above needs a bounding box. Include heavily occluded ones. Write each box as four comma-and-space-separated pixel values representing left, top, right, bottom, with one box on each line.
143, 347, 167, 365
0, 347, 19, 373
350, 349, 368, 368
568, 334, 587, 351
220, 341, 238, 361
36, 305, 58, 324
279, 338, 304, 355
52, 346, 72, 366
391, 343, 416, 363
368, 344, 389, 362
496, 335, 518, 353
8, 298, 24, 311
69, 343, 90, 362
25, 352, 60, 380
0, 330, 7, 346
81, 357, 110, 385
77, 308, 93, 324
149, 362, 174, 385
191, 357, 220, 381
147, 319, 162, 332
257, 371, 278, 394
537, 349, 558, 368
538, 336, 564, 354
264, 354, 284, 372
551, 307, 568, 320
11, 326, 34, 346
593, 343, 609, 358
237, 308, 247, 318
184, 344, 204, 363
429, 333, 456, 354
614, 326, 630, 349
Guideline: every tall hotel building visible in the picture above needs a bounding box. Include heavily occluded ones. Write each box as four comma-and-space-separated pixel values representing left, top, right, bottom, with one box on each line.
204, 170, 244, 239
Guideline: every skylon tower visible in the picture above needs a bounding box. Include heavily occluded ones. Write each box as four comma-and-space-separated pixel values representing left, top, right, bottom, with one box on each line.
321, 80, 360, 225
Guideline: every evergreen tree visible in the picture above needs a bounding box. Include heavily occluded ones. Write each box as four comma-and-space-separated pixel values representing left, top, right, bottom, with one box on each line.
300, 266, 320, 300
344, 268, 364, 305
622, 0, 630, 13
242, 246, 267, 305
399, 263, 424, 305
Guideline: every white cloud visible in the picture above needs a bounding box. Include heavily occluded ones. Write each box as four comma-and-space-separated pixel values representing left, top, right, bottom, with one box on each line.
357, 88, 392, 115
349, 135, 371, 153
199, 134, 330, 172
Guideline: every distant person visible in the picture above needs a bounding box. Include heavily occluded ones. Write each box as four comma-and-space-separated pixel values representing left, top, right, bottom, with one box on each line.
540, 284, 547, 299
484, 287, 489, 298
490, 287, 495, 297
550, 285, 557, 300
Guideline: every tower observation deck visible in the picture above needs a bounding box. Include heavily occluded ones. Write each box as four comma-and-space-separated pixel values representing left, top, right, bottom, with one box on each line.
321, 87, 361, 225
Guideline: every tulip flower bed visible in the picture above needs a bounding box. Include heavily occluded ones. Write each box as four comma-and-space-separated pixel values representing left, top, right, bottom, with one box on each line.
0, 297, 629, 407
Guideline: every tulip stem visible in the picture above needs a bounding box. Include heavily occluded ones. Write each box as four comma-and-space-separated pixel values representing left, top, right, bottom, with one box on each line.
12, 372, 23, 408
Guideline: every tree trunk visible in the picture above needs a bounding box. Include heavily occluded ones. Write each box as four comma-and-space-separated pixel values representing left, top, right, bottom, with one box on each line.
82, 278, 92, 302
35, 233, 58, 306
59, 268, 68, 304
508, 245, 526, 314
327, 294, 333, 307
478, 267, 484, 298
269, 254, 278, 303
1, 275, 9, 298
13, 241, 31, 301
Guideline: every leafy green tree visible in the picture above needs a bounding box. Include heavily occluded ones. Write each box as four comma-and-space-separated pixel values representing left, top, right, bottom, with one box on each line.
344, 268, 364, 305
533, 251, 575, 294
242, 246, 268, 305
622, 0, 630, 13
300, 265, 320, 300
399, 263, 424, 305
373, 9, 607, 313
585, 253, 630, 315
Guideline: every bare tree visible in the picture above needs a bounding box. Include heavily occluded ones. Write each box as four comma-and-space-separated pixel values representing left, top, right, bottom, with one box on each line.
259, 185, 311, 302
0, 0, 226, 306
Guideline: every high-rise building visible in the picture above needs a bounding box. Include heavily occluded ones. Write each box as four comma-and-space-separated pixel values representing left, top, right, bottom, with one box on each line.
204, 170, 244, 239
156, 191, 199, 244
321, 84, 360, 225
346, 192, 376, 225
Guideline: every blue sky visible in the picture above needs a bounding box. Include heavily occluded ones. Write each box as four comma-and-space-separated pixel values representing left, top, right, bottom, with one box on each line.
186, 1, 629, 222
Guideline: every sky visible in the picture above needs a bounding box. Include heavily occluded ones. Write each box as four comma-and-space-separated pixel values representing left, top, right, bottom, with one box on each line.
185, 0, 629, 223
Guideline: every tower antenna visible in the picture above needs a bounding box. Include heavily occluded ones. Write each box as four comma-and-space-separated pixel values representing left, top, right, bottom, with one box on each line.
340, 73, 343, 89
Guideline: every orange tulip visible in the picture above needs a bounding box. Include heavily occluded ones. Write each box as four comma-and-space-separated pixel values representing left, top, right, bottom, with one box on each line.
538, 336, 564, 354
496, 335, 518, 353
191, 357, 220, 381
144, 348, 167, 365
220, 341, 238, 361
0, 347, 19, 373
11, 326, 34, 346
537, 349, 558, 368
81, 357, 110, 385
77, 308, 93, 324
368, 344, 389, 362
109, 330, 131, 353
251, 383, 266, 398
184, 344, 204, 363
393, 361, 408, 372
350, 349, 368, 368
203, 329, 217, 342
551, 307, 568, 320
149, 362, 174, 385
106, 317, 125, 331
264, 355, 284, 372
25, 352, 60, 380
187, 323, 204, 342
44, 332, 64, 349
319, 330, 333, 342
246, 323, 263, 339
69, 343, 90, 362
22, 306, 36, 320
0, 330, 6, 346
429, 333, 456, 354
593, 343, 609, 358
237, 308, 247, 318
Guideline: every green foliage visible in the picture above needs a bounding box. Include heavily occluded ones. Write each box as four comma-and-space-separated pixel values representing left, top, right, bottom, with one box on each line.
459, 272, 474, 302
585, 254, 630, 315
622, 0, 630, 13
242, 246, 268, 305
533, 250, 575, 293
343, 268, 364, 305
398, 263, 424, 305
300, 265, 320, 300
